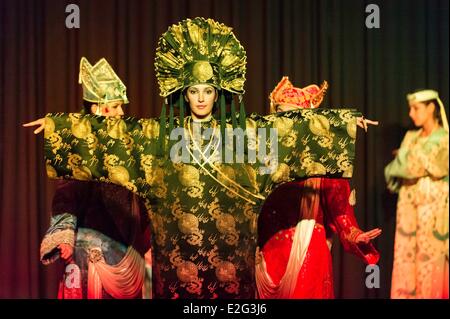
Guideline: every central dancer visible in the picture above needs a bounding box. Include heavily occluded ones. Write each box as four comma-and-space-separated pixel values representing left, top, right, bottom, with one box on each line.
30, 18, 364, 298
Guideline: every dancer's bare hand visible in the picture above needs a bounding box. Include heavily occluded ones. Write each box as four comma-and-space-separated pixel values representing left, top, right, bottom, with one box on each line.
355, 228, 382, 244
23, 118, 45, 134
58, 243, 74, 261
357, 117, 379, 132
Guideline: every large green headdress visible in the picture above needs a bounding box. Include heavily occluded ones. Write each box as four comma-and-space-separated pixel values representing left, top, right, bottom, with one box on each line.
154, 18, 249, 156
79, 57, 129, 104
155, 17, 246, 97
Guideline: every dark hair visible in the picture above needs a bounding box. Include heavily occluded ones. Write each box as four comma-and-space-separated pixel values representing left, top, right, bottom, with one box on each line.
82, 100, 95, 114
424, 99, 442, 125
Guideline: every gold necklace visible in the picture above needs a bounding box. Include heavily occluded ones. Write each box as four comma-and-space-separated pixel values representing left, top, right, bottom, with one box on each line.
187, 116, 265, 202
186, 116, 219, 163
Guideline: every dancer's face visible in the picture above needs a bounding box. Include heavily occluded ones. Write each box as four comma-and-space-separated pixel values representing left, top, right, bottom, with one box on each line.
408, 101, 435, 127
92, 101, 125, 117
185, 84, 217, 120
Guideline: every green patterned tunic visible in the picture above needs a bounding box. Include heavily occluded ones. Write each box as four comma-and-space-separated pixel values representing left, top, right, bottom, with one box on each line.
44, 108, 359, 299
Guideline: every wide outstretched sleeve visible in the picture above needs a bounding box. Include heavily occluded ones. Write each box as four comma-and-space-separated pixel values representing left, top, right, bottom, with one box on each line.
245, 108, 360, 195
44, 113, 161, 199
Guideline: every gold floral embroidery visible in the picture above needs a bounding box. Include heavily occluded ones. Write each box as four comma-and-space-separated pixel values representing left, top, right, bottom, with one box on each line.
271, 163, 290, 183
70, 113, 92, 139
309, 114, 330, 137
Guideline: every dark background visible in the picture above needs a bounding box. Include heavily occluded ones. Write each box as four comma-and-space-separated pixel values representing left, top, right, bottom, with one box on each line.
0, 0, 448, 298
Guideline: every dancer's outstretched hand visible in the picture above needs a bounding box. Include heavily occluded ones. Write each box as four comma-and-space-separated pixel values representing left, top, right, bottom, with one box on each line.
23, 118, 45, 134
58, 243, 74, 262
357, 117, 379, 132
355, 228, 382, 244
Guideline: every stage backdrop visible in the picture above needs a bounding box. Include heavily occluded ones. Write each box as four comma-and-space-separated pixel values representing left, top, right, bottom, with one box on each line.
0, 0, 448, 298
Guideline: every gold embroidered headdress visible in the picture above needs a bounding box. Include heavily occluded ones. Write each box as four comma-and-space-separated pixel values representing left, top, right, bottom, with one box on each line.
155, 17, 246, 97
154, 17, 248, 155
406, 89, 448, 132
79, 57, 129, 105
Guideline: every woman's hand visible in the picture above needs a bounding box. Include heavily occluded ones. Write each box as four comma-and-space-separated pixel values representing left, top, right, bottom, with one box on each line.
22, 118, 45, 134
355, 228, 382, 244
357, 117, 379, 132
58, 243, 74, 262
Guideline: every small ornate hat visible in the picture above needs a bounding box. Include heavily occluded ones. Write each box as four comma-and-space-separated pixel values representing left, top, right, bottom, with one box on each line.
79, 57, 129, 104
269, 76, 328, 113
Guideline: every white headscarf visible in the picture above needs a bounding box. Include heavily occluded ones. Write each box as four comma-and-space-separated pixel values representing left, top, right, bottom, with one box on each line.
407, 89, 449, 132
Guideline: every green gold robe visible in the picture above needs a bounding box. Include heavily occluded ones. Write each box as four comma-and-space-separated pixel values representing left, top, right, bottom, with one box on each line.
44, 108, 359, 299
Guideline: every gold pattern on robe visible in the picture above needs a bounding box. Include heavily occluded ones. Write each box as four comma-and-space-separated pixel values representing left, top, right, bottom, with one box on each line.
171, 198, 184, 219
273, 117, 294, 137
104, 154, 120, 168
270, 163, 290, 183
108, 166, 130, 186
243, 165, 259, 193
106, 117, 127, 139
141, 119, 160, 139
306, 162, 327, 175
346, 119, 357, 139
317, 135, 334, 149
215, 213, 239, 246
208, 198, 222, 219
178, 165, 200, 187
47, 133, 63, 154
171, 245, 203, 295
44, 117, 55, 137
67, 153, 92, 180
178, 214, 199, 234
85, 133, 98, 154
281, 130, 298, 148
177, 261, 199, 282
309, 114, 330, 137
215, 261, 237, 282
146, 167, 167, 198
215, 261, 239, 294
46, 163, 57, 179
216, 165, 239, 197
70, 114, 92, 139
178, 213, 203, 246
207, 245, 222, 268
336, 150, 353, 174
216, 214, 235, 234
300, 146, 327, 175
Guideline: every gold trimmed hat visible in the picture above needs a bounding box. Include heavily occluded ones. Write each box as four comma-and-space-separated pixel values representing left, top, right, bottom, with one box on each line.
79, 57, 129, 104
269, 76, 328, 113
